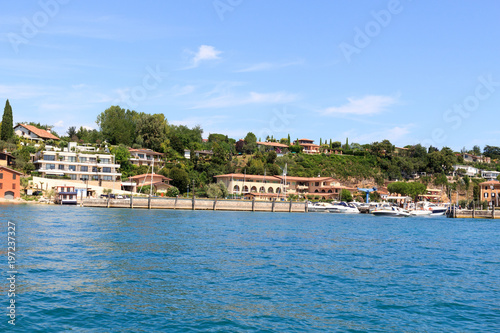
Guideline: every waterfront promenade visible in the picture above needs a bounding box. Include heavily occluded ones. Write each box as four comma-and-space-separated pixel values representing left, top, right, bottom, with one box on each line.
82, 197, 308, 213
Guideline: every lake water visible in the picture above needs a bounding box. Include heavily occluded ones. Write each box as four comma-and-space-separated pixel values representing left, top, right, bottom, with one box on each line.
1, 204, 499, 332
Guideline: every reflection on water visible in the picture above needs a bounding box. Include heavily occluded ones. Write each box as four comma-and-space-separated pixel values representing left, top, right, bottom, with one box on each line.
1, 205, 499, 332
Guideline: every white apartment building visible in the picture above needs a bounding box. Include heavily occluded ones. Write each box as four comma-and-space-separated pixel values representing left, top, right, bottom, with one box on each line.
128, 148, 164, 167
453, 165, 479, 177
482, 170, 500, 181
34, 147, 121, 188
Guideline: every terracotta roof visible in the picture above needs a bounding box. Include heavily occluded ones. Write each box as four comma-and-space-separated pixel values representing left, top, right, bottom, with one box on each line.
0, 166, 23, 175
128, 148, 164, 156
214, 173, 281, 181
480, 180, 500, 185
16, 124, 59, 140
257, 141, 289, 148
128, 173, 172, 181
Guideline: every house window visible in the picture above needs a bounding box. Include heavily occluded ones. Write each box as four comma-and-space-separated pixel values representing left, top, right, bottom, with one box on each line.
69, 165, 76, 171
89, 157, 96, 163
0, 183, 2, 189
485, 193, 489, 198
12, 184, 15, 189
68, 156, 76, 162
44, 155, 55, 161
58, 165, 65, 170
102, 176, 112, 181
101, 158, 110, 164
13, 174, 16, 180
92, 176, 98, 180
92, 167, 98, 172
79, 157, 87, 163
81, 175, 89, 180
70, 175, 77, 180
81, 166, 88, 172
0, 173, 2, 179
102, 167, 111, 173
47, 164, 55, 170
315, 182, 319, 186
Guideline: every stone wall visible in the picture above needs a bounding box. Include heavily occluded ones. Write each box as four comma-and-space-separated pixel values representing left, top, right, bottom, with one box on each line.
83, 197, 308, 213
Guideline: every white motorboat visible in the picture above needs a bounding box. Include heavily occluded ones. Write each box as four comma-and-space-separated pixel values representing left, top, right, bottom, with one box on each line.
307, 202, 334, 213
372, 205, 410, 217
409, 202, 432, 216
327, 202, 360, 214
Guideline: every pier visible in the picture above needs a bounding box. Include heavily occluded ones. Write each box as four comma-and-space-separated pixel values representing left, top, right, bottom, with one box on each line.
447, 207, 499, 219
82, 196, 308, 213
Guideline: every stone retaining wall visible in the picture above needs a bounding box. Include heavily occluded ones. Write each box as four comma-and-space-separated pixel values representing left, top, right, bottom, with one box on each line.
83, 197, 308, 213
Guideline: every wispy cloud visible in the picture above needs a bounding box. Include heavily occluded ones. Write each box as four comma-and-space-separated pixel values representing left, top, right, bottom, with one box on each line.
321, 95, 399, 116
235, 60, 303, 73
343, 124, 414, 144
185, 45, 222, 69
191, 91, 298, 109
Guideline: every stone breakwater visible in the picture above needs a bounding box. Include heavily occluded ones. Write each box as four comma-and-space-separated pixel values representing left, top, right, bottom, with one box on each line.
83, 197, 309, 213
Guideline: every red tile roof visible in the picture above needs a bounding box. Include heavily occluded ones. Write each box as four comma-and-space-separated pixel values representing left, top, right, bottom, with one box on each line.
17, 124, 59, 140
257, 141, 289, 148
0, 166, 23, 175
128, 173, 172, 181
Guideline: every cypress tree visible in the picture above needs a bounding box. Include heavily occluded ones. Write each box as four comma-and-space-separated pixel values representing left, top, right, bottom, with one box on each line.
1, 99, 14, 141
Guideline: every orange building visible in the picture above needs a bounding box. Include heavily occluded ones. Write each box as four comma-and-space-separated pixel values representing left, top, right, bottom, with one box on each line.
0, 166, 23, 199
480, 180, 500, 207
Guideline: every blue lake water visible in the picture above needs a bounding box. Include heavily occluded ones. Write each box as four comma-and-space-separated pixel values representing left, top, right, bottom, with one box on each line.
1, 204, 499, 332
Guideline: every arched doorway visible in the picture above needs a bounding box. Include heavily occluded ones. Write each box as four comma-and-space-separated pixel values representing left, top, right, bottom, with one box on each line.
233, 185, 240, 193
4, 191, 14, 200
268, 187, 274, 193
251, 186, 257, 193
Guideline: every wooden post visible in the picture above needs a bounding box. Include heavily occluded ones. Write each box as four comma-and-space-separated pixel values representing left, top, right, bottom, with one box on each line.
148, 195, 151, 209
272, 198, 275, 212
192, 195, 196, 210
213, 197, 217, 211
252, 197, 255, 212
472, 203, 475, 218
289, 200, 293, 213
174, 195, 178, 209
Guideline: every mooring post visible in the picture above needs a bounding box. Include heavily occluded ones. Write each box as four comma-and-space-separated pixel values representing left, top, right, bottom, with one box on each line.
252, 197, 255, 212
174, 195, 178, 209
148, 195, 151, 210
213, 197, 217, 211
107, 197, 110, 208
272, 198, 275, 212
192, 195, 196, 210
472, 203, 475, 218
289, 199, 293, 213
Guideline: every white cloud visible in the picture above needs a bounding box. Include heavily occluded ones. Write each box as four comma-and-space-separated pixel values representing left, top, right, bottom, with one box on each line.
191, 91, 298, 109
321, 95, 399, 116
190, 45, 222, 68
54, 120, 64, 127
343, 124, 414, 145
235, 60, 303, 73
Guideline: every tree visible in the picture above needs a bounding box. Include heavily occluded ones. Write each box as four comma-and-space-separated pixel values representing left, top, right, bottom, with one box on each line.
111, 145, 131, 177
484, 145, 500, 159
96, 106, 137, 145
135, 113, 168, 152
206, 182, 228, 198
340, 189, 353, 202
243, 132, 257, 154
166, 186, 180, 197
67, 126, 77, 138
170, 167, 189, 193
1, 99, 14, 141
472, 145, 481, 156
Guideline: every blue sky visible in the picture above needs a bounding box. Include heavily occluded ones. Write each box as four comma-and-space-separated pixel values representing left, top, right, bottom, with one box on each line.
1, 0, 499, 151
